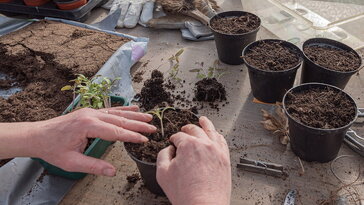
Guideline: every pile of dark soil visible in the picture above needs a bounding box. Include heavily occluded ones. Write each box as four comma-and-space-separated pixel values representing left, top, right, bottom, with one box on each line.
210, 13, 260, 34
285, 87, 356, 129
137, 70, 174, 111
244, 41, 300, 71
125, 109, 199, 163
0, 20, 128, 122
303, 45, 361, 72
194, 78, 226, 102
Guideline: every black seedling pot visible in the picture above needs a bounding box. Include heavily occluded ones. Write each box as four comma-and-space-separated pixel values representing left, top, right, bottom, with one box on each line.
301, 38, 362, 89
242, 39, 303, 103
209, 11, 261, 65
283, 83, 358, 163
124, 144, 165, 196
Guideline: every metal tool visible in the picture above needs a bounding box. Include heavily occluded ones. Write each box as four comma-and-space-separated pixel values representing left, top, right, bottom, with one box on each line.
237, 158, 288, 179
283, 190, 297, 205
344, 108, 364, 157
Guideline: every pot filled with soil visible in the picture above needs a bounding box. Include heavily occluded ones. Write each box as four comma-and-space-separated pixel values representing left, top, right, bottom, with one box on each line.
242, 39, 303, 103
209, 11, 261, 65
124, 108, 199, 195
301, 38, 362, 89
283, 83, 357, 162
23, 0, 50, 6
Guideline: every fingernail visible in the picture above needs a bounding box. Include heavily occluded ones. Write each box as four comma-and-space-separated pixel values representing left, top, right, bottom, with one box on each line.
103, 168, 116, 177
150, 125, 157, 131
141, 135, 149, 142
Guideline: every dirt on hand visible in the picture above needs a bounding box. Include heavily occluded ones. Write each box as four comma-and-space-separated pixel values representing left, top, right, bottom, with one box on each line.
303, 45, 361, 72
125, 109, 199, 163
137, 70, 174, 111
210, 13, 260, 35
285, 87, 356, 129
0, 20, 128, 123
194, 78, 226, 102
244, 41, 300, 71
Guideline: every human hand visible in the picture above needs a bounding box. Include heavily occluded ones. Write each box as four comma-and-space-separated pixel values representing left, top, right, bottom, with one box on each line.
156, 116, 231, 205
103, 0, 154, 28
29, 106, 156, 177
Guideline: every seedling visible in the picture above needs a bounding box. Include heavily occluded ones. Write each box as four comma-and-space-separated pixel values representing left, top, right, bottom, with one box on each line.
146, 107, 175, 138
61, 74, 120, 110
190, 60, 226, 80
168, 49, 184, 82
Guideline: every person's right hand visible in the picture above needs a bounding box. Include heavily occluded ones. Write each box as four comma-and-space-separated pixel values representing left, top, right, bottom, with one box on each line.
156, 116, 231, 205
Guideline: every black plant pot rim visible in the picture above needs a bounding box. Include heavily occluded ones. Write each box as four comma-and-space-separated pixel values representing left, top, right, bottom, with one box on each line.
282, 82, 358, 131
302, 38, 362, 74
124, 143, 157, 166
209, 10, 261, 36
242, 39, 303, 73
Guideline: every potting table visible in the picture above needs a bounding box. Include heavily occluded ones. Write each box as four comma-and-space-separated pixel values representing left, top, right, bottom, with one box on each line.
10, 0, 364, 204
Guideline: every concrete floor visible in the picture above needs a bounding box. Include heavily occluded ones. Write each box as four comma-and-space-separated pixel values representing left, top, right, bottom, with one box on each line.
61, 0, 364, 204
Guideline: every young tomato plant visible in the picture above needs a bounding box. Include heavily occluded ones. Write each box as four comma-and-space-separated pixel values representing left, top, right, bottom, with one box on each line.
190, 60, 226, 80
146, 107, 175, 137
61, 74, 120, 110
168, 49, 184, 82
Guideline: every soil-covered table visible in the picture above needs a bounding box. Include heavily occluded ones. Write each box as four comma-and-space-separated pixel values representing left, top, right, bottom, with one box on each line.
60, 1, 364, 204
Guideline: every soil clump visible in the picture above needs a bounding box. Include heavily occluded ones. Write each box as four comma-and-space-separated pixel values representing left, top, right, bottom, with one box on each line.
194, 78, 226, 102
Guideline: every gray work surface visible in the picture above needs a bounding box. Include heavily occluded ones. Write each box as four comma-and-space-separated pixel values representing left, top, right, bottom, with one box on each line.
61, 0, 364, 204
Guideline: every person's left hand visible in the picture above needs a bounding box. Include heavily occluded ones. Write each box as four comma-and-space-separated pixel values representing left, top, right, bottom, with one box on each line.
29, 106, 155, 177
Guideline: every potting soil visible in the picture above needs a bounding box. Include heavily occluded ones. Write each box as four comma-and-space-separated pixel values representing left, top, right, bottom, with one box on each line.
303, 45, 360, 72
194, 78, 227, 102
0, 21, 129, 122
125, 109, 199, 163
285, 87, 356, 129
137, 70, 174, 111
210, 13, 260, 34
244, 41, 300, 71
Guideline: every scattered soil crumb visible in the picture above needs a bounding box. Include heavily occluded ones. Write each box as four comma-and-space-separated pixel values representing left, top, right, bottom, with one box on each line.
127, 173, 141, 184
132, 70, 145, 83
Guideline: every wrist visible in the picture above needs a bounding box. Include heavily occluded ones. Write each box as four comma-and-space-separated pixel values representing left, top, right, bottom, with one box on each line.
0, 122, 38, 159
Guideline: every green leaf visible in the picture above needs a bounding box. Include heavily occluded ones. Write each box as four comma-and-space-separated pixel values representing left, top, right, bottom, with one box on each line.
175, 49, 184, 57
61, 85, 72, 91
189, 69, 201, 72
197, 73, 206, 79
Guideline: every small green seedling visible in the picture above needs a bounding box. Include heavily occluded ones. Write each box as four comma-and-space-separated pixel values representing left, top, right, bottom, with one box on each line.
168, 49, 184, 82
61, 74, 120, 110
146, 107, 175, 137
190, 60, 226, 80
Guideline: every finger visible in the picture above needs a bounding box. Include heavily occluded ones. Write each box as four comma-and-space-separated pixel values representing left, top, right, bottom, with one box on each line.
88, 120, 149, 143
181, 124, 209, 139
102, 105, 140, 112
157, 145, 175, 169
61, 152, 116, 177
170, 132, 194, 148
98, 113, 156, 133
199, 116, 220, 141
106, 110, 153, 122
140, 1, 154, 24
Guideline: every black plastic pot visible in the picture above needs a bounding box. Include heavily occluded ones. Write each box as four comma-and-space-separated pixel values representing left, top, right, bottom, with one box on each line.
209, 11, 261, 65
242, 39, 303, 103
283, 83, 358, 163
124, 144, 165, 196
301, 38, 362, 89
